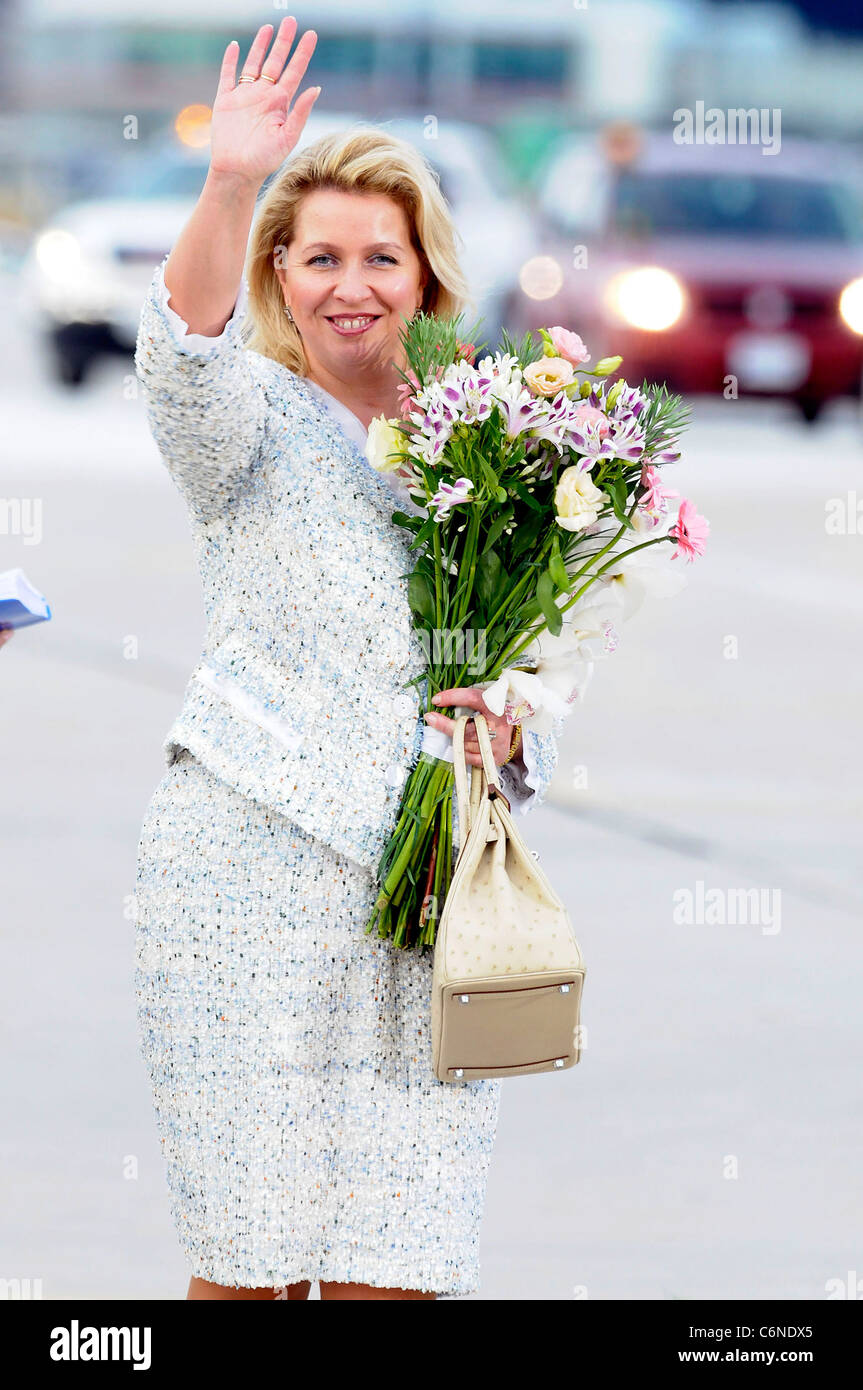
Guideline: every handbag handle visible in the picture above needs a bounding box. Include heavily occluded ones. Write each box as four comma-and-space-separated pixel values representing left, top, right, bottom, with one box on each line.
452, 715, 482, 848
452, 712, 509, 846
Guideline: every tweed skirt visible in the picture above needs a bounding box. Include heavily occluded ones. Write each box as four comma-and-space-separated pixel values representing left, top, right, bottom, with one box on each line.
134, 747, 502, 1296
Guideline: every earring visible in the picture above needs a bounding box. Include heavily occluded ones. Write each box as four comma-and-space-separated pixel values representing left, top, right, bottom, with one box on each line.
284, 304, 295, 323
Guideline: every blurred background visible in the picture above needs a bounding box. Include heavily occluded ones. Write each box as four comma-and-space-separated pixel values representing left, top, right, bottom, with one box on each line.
2, 0, 862, 1301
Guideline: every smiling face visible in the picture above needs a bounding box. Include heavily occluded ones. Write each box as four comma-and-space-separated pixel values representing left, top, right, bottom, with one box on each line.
274, 188, 428, 388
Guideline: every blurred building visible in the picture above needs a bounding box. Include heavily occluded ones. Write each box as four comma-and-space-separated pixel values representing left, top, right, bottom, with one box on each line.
7, 0, 863, 127
3, 0, 863, 224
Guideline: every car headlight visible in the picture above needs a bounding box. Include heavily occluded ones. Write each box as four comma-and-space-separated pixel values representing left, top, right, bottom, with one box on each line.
35, 229, 84, 284
605, 266, 685, 332
839, 276, 863, 335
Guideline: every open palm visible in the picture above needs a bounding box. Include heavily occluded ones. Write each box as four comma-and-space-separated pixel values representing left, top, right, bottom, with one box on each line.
209, 19, 321, 187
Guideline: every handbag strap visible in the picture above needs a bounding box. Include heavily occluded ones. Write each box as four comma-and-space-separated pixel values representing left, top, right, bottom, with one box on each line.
452, 716, 482, 847
452, 712, 508, 844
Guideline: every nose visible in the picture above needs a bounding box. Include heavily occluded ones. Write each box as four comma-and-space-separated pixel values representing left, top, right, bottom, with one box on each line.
329, 259, 378, 308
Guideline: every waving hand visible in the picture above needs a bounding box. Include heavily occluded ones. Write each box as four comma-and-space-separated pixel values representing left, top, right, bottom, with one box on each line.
209, 19, 321, 187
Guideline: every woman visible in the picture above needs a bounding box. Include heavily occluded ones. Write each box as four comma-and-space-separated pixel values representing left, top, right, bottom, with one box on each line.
134, 18, 560, 1302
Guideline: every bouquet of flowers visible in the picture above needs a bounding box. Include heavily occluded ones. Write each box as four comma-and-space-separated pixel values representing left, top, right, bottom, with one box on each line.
364, 313, 708, 952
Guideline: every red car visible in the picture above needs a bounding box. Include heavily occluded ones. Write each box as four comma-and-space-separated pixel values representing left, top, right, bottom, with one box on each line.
509, 129, 863, 422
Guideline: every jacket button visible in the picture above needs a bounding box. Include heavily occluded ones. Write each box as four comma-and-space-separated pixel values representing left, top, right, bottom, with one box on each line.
384, 762, 406, 787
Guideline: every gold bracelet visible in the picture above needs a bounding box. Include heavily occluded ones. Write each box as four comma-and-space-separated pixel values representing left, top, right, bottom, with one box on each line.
501, 723, 523, 767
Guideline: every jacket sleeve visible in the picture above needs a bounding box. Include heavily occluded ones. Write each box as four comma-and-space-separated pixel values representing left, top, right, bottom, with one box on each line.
498, 724, 560, 814
134, 254, 268, 520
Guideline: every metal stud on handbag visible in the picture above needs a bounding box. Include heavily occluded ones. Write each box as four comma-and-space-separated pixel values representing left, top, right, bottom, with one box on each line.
431, 713, 586, 1083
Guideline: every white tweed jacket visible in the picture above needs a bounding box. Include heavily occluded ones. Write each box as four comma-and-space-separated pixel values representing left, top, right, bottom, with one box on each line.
134, 256, 559, 871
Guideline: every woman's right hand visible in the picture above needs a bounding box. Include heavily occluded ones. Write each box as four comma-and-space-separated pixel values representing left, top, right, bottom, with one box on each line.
209, 18, 320, 189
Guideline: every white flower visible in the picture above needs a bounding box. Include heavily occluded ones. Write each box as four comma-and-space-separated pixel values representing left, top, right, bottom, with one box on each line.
487, 581, 627, 733
630, 504, 667, 535
477, 350, 521, 387
554, 465, 606, 531
480, 666, 571, 736
365, 415, 406, 474
481, 667, 545, 723
601, 536, 689, 619
521, 582, 625, 664
480, 658, 594, 736
534, 655, 595, 712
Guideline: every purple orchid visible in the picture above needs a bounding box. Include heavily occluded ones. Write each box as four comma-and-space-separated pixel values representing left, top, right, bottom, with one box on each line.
431, 476, 475, 521
446, 368, 496, 426
605, 415, 647, 462
496, 391, 545, 440
608, 383, 649, 419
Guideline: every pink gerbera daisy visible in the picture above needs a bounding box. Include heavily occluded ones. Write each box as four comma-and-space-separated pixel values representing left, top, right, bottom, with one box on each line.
669, 498, 709, 561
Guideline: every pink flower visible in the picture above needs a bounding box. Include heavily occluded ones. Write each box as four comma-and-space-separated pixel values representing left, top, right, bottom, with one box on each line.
669, 498, 709, 562
396, 362, 449, 419
572, 402, 611, 440
548, 326, 590, 366
640, 463, 679, 511
396, 370, 422, 419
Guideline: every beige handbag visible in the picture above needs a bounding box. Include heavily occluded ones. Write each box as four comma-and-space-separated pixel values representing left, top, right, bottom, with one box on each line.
431, 713, 586, 1083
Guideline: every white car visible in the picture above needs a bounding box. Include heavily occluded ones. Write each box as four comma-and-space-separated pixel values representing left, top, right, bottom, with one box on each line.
21, 114, 536, 386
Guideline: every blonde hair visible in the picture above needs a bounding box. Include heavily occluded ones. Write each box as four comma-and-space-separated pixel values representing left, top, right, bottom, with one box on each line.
245, 124, 473, 375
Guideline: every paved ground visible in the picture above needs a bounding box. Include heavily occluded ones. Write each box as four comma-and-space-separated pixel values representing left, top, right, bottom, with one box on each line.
1, 303, 861, 1299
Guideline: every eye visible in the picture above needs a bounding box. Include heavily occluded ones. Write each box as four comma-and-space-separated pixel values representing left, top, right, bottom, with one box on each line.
307, 253, 398, 266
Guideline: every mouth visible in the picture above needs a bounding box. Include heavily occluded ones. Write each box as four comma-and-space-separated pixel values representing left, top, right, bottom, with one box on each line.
325, 314, 382, 337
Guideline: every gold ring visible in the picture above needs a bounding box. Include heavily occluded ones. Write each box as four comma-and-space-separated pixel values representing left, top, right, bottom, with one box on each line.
260, 74, 276, 83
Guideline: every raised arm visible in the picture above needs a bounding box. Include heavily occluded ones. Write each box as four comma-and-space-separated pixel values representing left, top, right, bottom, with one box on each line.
162, 20, 319, 334
134, 20, 321, 519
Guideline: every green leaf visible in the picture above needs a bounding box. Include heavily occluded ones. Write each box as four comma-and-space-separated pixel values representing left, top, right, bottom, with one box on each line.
408, 570, 436, 627
549, 534, 570, 591
475, 547, 504, 614
476, 452, 499, 492
604, 477, 631, 525
482, 507, 513, 552
510, 511, 545, 560
536, 569, 562, 636
511, 477, 544, 512
408, 515, 439, 551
